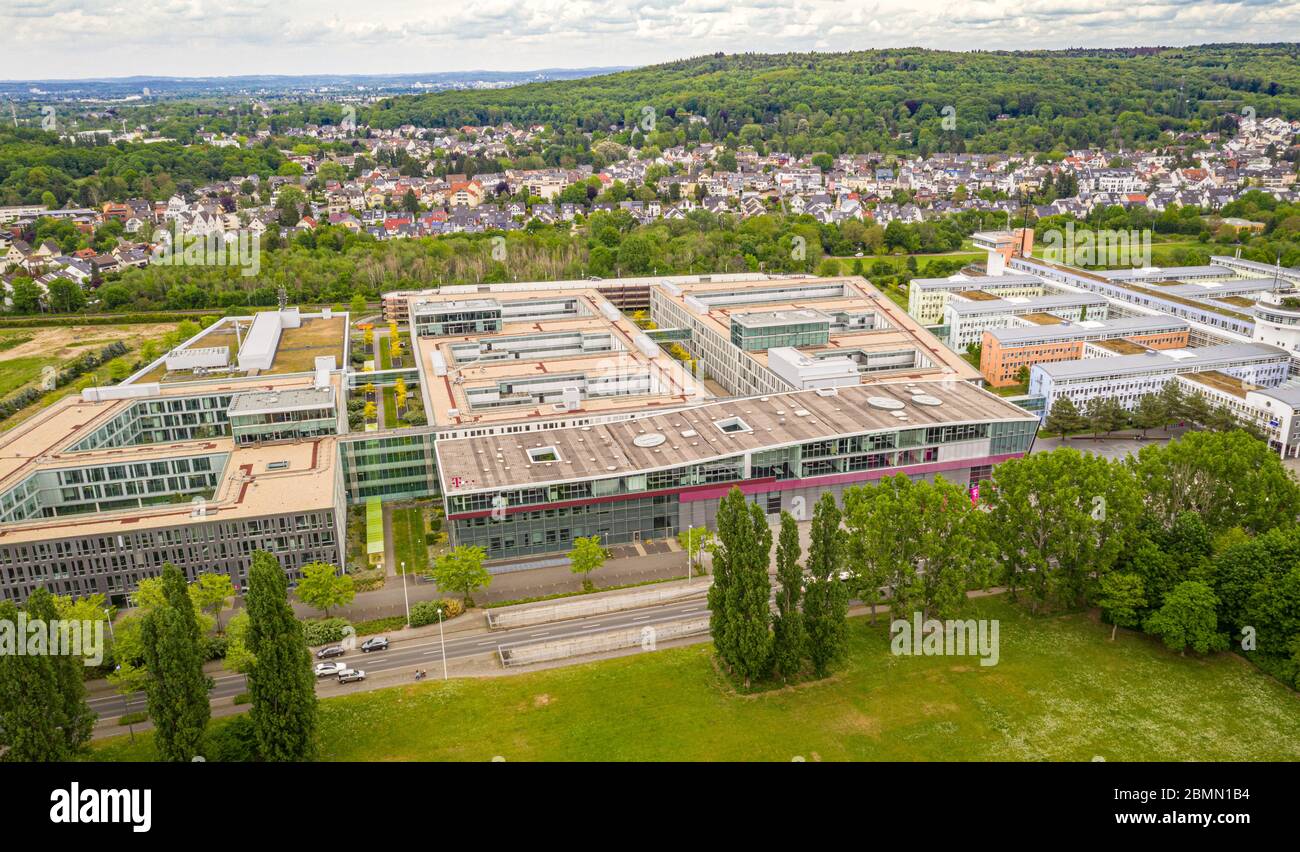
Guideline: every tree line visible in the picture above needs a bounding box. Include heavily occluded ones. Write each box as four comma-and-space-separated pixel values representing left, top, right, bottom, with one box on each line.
708, 428, 1300, 689
0, 552, 317, 762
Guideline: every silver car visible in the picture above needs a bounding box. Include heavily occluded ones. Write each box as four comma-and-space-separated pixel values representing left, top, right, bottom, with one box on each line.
337, 669, 366, 684
314, 661, 346, 678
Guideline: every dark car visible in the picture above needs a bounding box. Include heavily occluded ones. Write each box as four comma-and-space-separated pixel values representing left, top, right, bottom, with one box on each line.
360, 637, 389, 653
316, 645, 346, 659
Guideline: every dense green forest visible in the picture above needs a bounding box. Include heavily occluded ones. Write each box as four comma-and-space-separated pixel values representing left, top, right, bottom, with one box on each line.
366, 45, 1300, 155
6, 192, 1294, 315
3, 45, 1299, 207
0, 127, 287, 207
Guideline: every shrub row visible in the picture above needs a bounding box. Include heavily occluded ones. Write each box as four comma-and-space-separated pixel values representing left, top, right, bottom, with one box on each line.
300, 617, 351, 646
410, 598, 464, 627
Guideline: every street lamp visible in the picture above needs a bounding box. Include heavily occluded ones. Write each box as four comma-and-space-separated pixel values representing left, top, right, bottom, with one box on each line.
436, 607, 448, 681
401, 560, 410, 627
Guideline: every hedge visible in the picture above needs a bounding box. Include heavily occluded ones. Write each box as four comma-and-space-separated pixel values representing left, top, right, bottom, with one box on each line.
410, 598, 464, 627
300, 617, 352, 646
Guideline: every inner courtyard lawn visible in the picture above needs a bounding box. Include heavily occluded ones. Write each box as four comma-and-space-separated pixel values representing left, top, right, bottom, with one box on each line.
93, 595, 1300, 761
389, 506, 428, 574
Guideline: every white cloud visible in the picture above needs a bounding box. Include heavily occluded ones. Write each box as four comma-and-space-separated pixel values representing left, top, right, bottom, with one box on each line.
0, 0, 1296, 78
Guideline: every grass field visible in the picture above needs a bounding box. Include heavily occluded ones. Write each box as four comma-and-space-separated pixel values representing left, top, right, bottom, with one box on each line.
0, 355, 54, 398
381, 385, 397, 426
0, 324, 178, 429
390, 506, 428, 574
268, 317, 347, 374
92, 596, 1300, 762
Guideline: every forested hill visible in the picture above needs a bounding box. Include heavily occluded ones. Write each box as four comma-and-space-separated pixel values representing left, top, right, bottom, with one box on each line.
365, 44, 1300, 154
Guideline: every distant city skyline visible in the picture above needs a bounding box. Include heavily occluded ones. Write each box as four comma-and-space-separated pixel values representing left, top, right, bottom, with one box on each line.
2, 0, 1297, 80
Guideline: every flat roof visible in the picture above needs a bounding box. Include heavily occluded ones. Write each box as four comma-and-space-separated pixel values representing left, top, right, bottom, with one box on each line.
0, 437, 337, 545
437, 379, 1034, 495
1252, 385, 1300, 407
660, 276, 980, 384
988, 315, 1189, 345
1101, 265, 1233, 281
228, 386, 335, 416
947, 293, 1106, 315
407, 288, 711, 427
1038, 342, 1286, 380
413, 298, 499, 313
731, 308, 831, 328
1182, 370, 1253, 399
0, 373, 341, 527
910, 273, 1043, 291
1094, 339, 1149, 355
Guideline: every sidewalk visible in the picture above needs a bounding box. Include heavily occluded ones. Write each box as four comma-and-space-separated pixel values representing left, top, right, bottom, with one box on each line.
289, 540, 692, 621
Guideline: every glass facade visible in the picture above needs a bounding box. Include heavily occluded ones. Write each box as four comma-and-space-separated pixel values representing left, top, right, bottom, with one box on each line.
453, 494, 678, 562
447, 415, 1037, 560
339, 432, 440, 503
69, 394, 234, 451
230, 406, 337, 446
413, 306, 502, 337
730, 317, 831, 351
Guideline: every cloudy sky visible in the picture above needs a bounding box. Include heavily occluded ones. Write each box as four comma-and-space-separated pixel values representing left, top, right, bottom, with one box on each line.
1, 0, 1297, 79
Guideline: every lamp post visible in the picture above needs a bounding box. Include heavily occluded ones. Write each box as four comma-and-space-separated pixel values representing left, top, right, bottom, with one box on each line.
437, 607, 448, 681
401, 561, 410, 627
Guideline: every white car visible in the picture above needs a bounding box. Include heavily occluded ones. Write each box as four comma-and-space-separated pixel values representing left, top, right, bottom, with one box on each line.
314, 661, 346, 678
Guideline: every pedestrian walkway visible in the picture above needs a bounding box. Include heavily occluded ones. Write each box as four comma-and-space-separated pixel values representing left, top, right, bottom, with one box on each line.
289, 539, 693, 621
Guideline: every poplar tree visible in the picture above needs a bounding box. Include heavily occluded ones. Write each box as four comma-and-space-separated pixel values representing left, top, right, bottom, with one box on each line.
803, 492, 849, 678
26, 588, 94, 754
707, 487, 772, 686
141, 564, 210, 761
246, 550, 318, 761
771, 511, 807, 682
0, 600, 72, 761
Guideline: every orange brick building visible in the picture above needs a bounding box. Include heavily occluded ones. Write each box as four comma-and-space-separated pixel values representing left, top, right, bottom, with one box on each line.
980, 316, 1190, 387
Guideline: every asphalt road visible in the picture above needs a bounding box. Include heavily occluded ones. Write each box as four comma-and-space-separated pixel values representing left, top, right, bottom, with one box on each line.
89, 595, 710, 719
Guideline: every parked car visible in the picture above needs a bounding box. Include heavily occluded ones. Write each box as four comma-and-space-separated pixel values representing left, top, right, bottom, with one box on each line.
316, 645, 345, 659
314, 661, 346, 678
337, 669, 366, 684
360, 636, 389, 653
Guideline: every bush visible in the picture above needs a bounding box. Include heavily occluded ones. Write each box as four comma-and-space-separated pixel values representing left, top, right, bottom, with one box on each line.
203, 714, 259, 762
232, 691, 251, 706
351, 615, 407, 636
410, 598, 464, 627
203, 634, 229, 661
300, 616, 352, 646
118, 711, 148, 726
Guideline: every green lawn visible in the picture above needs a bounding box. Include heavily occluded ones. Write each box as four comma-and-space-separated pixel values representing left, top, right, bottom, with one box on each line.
390, 506, 428, 575
92, 596, 1300, 761
381, 385, 396, 426
378, 339, 393, 371
0, 355, 54, 399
